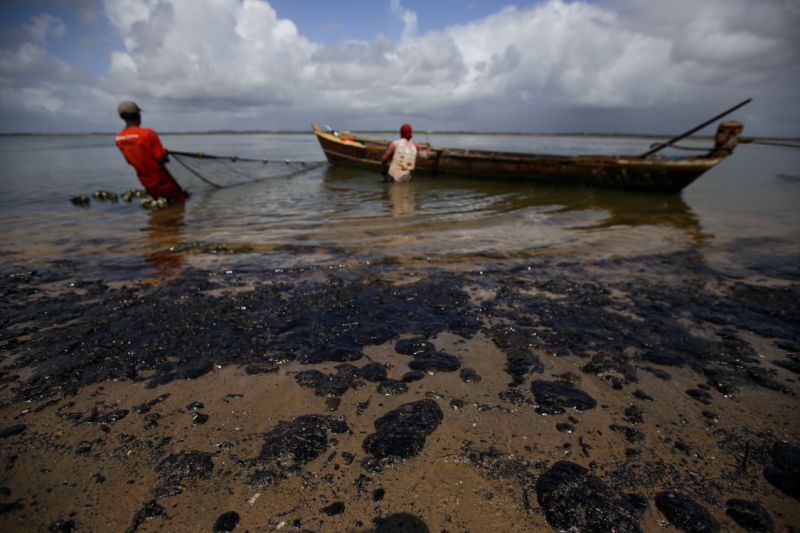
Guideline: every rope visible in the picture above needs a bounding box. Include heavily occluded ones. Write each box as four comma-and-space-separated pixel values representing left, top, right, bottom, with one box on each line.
648, 139, 800, 151
742, 139, 800, 149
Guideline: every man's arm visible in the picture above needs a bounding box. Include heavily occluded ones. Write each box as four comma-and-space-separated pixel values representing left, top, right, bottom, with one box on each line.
380, 142, 396, 177
148, 129, 170, 165
381, 143, 395, 166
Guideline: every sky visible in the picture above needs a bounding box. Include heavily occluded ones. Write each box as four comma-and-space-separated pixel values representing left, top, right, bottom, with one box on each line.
0, 0, 798, 136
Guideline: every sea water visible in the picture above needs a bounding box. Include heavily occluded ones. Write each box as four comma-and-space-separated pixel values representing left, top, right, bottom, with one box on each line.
0, 132, 797, 280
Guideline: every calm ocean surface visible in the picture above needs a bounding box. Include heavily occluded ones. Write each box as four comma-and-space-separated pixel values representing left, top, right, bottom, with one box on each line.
1, 132, 798, 280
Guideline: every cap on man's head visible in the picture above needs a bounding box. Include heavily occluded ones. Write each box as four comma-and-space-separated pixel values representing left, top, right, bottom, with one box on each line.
117, 100, 142, 116
400, 123, 412, 139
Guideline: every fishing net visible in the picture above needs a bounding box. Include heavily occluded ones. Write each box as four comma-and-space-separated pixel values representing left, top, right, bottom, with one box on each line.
167, 150, 327, 189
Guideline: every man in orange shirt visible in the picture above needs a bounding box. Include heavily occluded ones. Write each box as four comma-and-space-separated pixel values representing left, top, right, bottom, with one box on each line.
115, 101, 189, 202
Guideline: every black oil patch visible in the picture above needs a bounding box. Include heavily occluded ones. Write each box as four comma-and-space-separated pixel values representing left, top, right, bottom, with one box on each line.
2, 251, 797, 402
394, 338, 435, 356
362, 399, 443, 470
530, 380, 597, 415
0, 425, 26, 439
376, 379, 408, 396
359, 362, 389, 382
5, 270, 480, 402
125, 500, 167, 533
371, 513, 430, 532
249, 414, 349, 487
294, 365, 365, 397
212, 511, 240, 532
535, 461, 646, 532
654, 491, 720, 533
156, 451, 214, 484
725, 499, 773, 532
581, 353, 638, 390
407, 351, 461, 373
763, 441, 800, 500
486, 325, 544, 385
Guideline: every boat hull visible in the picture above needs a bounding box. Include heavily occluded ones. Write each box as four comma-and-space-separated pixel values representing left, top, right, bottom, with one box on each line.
312, 124, 726, 192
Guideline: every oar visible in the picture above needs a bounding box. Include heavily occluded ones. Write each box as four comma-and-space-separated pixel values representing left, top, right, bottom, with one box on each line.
641, 98, 752, 157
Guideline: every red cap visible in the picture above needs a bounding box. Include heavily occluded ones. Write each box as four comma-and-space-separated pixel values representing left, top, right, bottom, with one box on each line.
400, 123, 412, 139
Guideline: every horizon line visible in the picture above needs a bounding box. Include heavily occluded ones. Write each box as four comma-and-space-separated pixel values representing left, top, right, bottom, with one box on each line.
0, 130, 797, 141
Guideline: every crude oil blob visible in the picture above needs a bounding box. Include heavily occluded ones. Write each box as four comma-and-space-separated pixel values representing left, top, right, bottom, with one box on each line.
459, 367, 481, 383
488, 325, 544, 384
377, 379, 408, 396
294, 365, 365, 397
581, 353, 638, 389
394, 338, 435, 356
654, 491, 719, 533
156, 451, 213, 484
372, 513, 429, 532
762, 441, 800, 499
362, 400, 443, 470
725, 499, 773, 533
359, 362, 389, 382
250, 415, 349, 487
321, 501, 345, 516
0, 425, 26, 439
531, 380, 597, 415
125, 500, 165, 533
48, 519, 76, 532
535, 461, 645, 532
213, 511, 240, 532
408, 351, 461, 373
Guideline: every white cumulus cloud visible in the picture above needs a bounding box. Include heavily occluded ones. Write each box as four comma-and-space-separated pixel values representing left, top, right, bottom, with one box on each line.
0, 0, 797, 135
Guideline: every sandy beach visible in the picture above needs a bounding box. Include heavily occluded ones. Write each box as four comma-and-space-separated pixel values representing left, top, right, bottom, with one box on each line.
1, 244, 798, 532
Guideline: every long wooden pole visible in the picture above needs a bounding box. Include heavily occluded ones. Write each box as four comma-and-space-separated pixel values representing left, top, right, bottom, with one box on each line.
641, 98, 752, 157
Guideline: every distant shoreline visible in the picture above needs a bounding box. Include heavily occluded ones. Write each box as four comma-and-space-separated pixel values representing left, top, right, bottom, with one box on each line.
0, 130, 797, 144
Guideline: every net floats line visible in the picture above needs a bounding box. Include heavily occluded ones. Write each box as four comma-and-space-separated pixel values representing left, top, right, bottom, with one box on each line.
168, 149, 326, 165
169, 150, 327, 189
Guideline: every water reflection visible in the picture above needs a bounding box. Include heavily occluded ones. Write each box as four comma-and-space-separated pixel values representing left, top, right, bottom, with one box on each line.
322, 165, 705, 240
385, 182, 417, 217
548, 189, 707, 241
142, 203, 186, 277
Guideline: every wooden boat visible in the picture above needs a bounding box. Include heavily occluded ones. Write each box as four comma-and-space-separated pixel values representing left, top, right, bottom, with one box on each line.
311, 122, 744, 192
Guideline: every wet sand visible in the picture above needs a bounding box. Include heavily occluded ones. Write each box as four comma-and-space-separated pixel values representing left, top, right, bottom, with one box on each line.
1, 249, 798, 532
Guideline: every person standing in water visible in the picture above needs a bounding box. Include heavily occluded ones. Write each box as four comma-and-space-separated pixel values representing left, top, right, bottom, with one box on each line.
115, 100, 189, 202
381, 123, 427, 182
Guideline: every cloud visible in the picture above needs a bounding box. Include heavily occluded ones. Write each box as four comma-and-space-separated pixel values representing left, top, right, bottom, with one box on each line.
0, 0, 797, 134
390, 0, 418, 42
103, 0, 317, 109
23, 13, 66, 43
0, 13, 100, 124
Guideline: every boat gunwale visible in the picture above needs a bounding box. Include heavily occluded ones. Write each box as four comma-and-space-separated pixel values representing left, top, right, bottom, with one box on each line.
311, 124, 723, 168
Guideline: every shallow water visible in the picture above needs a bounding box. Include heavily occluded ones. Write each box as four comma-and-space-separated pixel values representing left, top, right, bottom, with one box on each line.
1, 132, 798, 280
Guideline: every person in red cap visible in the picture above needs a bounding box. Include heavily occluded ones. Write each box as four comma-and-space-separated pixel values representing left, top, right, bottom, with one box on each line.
115, 100, 189, 202
381, 123, 426, 182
